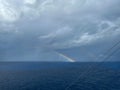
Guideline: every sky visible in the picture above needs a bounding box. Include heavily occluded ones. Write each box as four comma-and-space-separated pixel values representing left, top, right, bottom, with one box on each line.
0, 0, 120, 62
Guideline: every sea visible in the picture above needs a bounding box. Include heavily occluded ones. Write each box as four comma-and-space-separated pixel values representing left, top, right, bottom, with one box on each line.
0, 62, 120, 90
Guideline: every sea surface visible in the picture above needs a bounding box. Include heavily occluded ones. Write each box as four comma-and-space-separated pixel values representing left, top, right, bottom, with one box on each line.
0, 62, 120, 90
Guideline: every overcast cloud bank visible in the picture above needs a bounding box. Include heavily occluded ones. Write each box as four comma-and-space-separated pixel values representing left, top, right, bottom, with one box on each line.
0, 0, 120, 61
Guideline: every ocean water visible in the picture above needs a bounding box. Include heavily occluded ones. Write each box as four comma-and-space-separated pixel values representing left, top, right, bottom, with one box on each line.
0, 62, 120, 90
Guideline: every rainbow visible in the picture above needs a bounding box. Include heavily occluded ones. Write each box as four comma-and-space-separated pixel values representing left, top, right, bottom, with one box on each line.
56, 52, 76, 62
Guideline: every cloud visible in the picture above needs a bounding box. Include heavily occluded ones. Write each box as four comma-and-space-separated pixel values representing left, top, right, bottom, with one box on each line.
0, 0, 20, 22
0, 0, 120, 61
24, 0, 36, 5
39, 19, 120, 49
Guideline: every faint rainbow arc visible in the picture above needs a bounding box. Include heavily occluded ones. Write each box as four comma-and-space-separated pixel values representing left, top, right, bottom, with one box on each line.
56, 52, 76, 62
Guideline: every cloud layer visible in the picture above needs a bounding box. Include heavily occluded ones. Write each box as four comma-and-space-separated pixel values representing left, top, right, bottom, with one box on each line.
0, 0, 120, 61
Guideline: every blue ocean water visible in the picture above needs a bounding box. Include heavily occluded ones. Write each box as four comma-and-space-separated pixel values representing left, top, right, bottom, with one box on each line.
0, 62, 120, 90
0, 62, 120, 70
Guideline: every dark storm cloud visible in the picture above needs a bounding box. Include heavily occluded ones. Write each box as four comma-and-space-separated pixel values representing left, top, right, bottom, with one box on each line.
0, 0, 120, 61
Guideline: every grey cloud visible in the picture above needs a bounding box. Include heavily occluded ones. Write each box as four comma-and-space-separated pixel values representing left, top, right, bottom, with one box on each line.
0, 0, 120, 61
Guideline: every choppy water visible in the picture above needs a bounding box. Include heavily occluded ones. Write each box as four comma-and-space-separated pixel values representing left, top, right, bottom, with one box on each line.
0, 62, 120, 90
